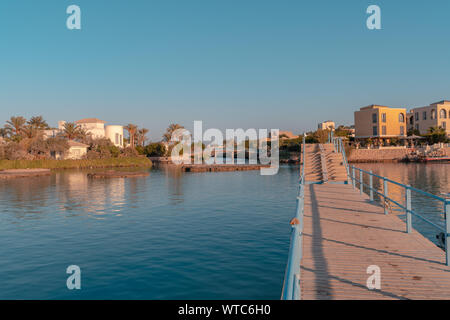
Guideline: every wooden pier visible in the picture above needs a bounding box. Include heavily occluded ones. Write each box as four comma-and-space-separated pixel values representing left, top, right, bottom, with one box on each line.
283, 138, 450, 300
302, 183, 450, 299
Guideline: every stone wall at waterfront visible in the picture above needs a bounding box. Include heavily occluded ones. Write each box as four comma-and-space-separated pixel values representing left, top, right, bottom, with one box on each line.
348, 148, 412, 162
444, 147, 450, 157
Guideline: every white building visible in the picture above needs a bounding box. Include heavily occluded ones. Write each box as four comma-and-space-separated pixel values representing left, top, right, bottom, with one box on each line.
75, 118, 108, 139
55, 118, 124, 147
318, 121, 336, 131
105, 125, 124, 148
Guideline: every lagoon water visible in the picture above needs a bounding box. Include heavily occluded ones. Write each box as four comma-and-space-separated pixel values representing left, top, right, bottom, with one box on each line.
0, 165, 299, 299
356, 163, 450, 247
0, 163, 448, 299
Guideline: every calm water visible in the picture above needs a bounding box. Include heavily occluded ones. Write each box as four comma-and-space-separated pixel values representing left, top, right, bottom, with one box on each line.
356, 163, 450, 245
0, 165, 299, 299
1, 163, 448, 299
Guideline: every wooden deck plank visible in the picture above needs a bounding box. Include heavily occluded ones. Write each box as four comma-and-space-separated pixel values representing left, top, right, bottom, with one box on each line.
300, 183, 450, 300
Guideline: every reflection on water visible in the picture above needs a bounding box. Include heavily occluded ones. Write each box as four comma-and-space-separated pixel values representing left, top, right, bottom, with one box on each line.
356, 163, 450, 245
0, 165, 299, 299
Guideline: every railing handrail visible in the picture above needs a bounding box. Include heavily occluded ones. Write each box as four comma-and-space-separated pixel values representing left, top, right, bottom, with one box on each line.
349, 163, 450, 265
282, 135, 306, 300
332, 137, 350, 183
352, 166, 447, 202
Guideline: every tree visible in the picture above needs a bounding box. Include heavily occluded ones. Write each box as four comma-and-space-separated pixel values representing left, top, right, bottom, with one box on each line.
61, 122, 81, 140
407, 128, 420, 136
137, 128, 149, 147
163, 124, 184, 143
144, 143, 166, 157
124, 124, 138, 148
27, 116, 49, 130
77, 127, 92, 144
425, 126, 448, 144
22, 125, 43, 139
5, 116, 27, 137
313, 129, 330, 144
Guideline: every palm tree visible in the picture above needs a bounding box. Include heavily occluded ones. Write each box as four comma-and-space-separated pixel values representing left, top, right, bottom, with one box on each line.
5, 116, 27, 137
22, 125, 43, 139
27, 116, 49, 130
137, 128, 149, 146
77, 127, 91, 144
163, 124, 184, 143
124, 124, 138, 148
61, 122, 81, 140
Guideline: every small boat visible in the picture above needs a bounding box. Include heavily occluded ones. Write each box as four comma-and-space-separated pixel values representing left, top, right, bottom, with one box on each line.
422, 156, 450, 163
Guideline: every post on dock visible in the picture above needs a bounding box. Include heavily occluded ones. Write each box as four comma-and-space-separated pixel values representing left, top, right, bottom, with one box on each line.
352, 166, 356, 189
369, 170, 374, 201
383, 178, 389, 215
405, 185, 412, 234
359, 169, 363, 195
446, 199, 450, 266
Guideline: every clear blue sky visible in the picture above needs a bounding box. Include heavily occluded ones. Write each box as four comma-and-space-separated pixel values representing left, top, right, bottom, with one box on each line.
1, 0, 449, 140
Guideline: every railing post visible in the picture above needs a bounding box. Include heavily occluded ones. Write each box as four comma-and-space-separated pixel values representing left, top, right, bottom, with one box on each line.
383, 178, 388, 215
405, 185, 412, 234
369, 170, 374, 201
359, 169, 363, 195
445, 199, 450, 266
352, 166, 356, 189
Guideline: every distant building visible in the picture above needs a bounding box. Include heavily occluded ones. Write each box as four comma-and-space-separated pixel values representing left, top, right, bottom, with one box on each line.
318, 121, 335, 131
55, 118, 124, 147
354, 105, 407, 142
409, 100, 450, 137
75, 118, 107, 139
51, 140, 89, 160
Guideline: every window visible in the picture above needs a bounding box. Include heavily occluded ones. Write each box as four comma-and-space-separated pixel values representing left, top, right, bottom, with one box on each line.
399, 113, 405, 123
415, 112, 419, 121
400, 126, 405, 135
115, 133, 119, 145
423, 111, 427, 120
443, 122, 447, 129
372, 113, 377, 123
431, 109, 436, 120
409, 116, 413, 125
415, 124, 419, 131
381, 113, 386, 123
382, 126, 386, 135
440, 109, 447, 119
373, 126, 378, 136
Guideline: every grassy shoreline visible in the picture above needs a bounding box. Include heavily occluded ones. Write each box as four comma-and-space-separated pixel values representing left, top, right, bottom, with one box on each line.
0, 157, 152, 170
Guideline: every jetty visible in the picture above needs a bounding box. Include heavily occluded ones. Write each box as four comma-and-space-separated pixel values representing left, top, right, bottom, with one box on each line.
282, 137, 450, 300
0, 169, 51, 179
87, 170, 149, 178
181, 164, 269, 172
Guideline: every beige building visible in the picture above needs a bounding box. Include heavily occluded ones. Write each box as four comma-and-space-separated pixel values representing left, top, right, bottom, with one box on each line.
354, 105, 407, 142
409, 100, 450, 137
51, 140, 89, 160
318, 121, 335, 131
